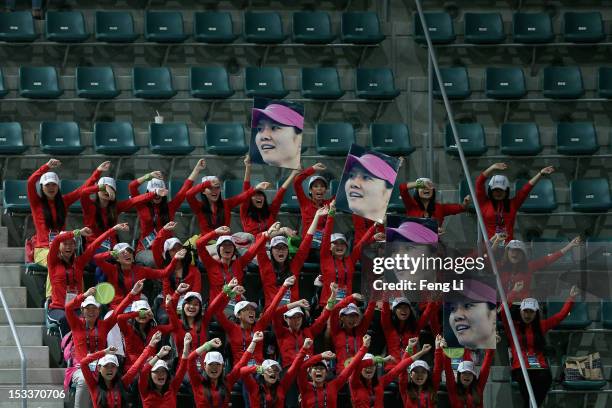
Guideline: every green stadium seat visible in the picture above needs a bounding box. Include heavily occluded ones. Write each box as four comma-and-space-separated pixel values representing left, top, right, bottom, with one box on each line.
170, 179, 191, 214
458, 178, 476, 208
445, 123, 487, 156
414, 12, 456, 45
292, 11, 335, 44
513, 13, 554, 44
0, 11, 37, 42
193, 11, 237, 43
542, 66, 584, 99
132, 67, 176, 99
114, 180, 131, 202
45, 11, 88, 42
76, 66, 120, 99
300, 67, 344, 100
531, 237, 573, 268
563, 12, 605, 43
500, 122, 542, 155
0, 123, 27, 155
244, 11, 286, 44
586, 238, 612, 270
556, 122, 599, 155
485, 67, 526, 99
602, 300, 612, 329
39, 121, 84, 155
144, 11, 187, 43
222, 180, 244, 213
516, 178, 557, 213
570, 178, 612, 212
433, 67, 471, 100
0, 69, 7, 97
387, 183, 404, 212
2, 180, 30, 213
278, 182, 300, 213
149, 123, 194, 155
19, 66, 63, 99
546, 299, 591, 329
355, 68, 400, 100
316, 123, 354, 156
190, 67, 234, 99
60, 180, 86, 212
95, 11, 138, 43
597, 67, 612, 98
464, 13, 505, 44
244, 67, 288, 99
93, 122, 139, 155
370, 123, 415, 156
204, 123, 248, 155
341, 12, 385, 44
560, 357, 607, 390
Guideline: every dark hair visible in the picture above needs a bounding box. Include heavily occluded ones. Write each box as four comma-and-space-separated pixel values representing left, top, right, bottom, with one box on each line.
487, 187, 511, 213
270, 248, 292, 287
412, 188, 437, 218
200, 192, 225, 229
407, 370, 437, 404
96, 370, 128, 408
257, 374, 280, 406
147, 369, 171, 394
360, 368, 379, 389
40, 190, 66, 231
163, 244, 194, 292
94, 193, 117, 232
147, 198, 170, 230
391, 303, 418, 334
511, 304, 546, 351
129, 314, 157, 344
201, 374, 229, 403
246, 190, 271, 223
455, 371, 481, 406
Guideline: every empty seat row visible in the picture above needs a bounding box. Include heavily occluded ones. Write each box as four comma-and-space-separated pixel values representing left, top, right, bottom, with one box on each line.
6, 66, 399, 100
416, 11, 606, 45
445, 121, 603, 157
0, 10, 384, 45
0, 121, 414, 157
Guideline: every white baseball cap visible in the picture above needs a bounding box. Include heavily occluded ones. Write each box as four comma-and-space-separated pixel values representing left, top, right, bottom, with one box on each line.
97, 177, 117, 191
520, 298, 539, 311
284, 307, 304, 318
308, 175, 327, 189
409, 360, 431, 372
507, 240, 527, 254
163, 238, 183, 258
131, 300, 151, 312
184, 292, 202, 303
262, 359, 281, 371
204, 351, 224, 365
234, 300, 258, 317
331, 233, 347, 244
113, 242, 134, 253
362, 353, 375, 362
391, 297, 411, 309
40, 172, 60, 186
98, 354, 119, 367
457, 360, 476, 375
81, 296, 100, 308
416, 177, 434, 187
151, 360, 169, 372
270, 236, 289, 248
340, 303, 361, 316
201, 175, 218, 184
488, 175, 510, 191
216, 236, 235, 248
146, 178, 166, 192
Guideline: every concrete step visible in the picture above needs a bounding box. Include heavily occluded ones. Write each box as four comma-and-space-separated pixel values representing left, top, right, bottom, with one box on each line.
0, 265, 21, 287
0, 287, 26, 308
0, 383, 66, 407
0, 248, 24, 264
0, 227, 7, 247
0, 346, 49, 368
0, 368, 65, 385
0, 308, 44, 325
0, 325, 43, 347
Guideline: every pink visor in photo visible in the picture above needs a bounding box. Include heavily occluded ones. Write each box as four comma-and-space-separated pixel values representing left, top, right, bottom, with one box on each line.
252, 104, 304, 131
346, 154, 397, 185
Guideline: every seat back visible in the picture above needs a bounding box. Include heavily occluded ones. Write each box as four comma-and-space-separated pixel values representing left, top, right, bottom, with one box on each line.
132, 67, 176, 99
370, 123, 414, 156
145, 11, 186, 42
542, 66, 584, 99
563, 11, 605, 43
586, 238, 612, 270
300, 67, 343, 99
244, 67, 288, 98
570, 178, 612, 212
244, 11, 284, 44
433, 67, 471, 99
545, 299, 591, 329
2, 180, 30, 212
93, 122, 138, 155
76, 66, 119, 99
513, 12, 554, 43
0, 122, 26, 155
60, 180, 86, 212
355, 68, 400, 100
556, 122, 599, 155
149, 123, 194, 155
485, 67, 526, 99
341, 11, 384, 44
45, 11, 88, 42
193, 11, 236, 43
500, 122, 542, 155
445, 123, 487, 156
39, 121, 84, 155
414, 12, 455, 44
0, 11, 37, 41
204, 123, 248, 155
95, 11, 137, 42
516, 178, 557, 213
464, 12, 505, 44
19, 66, 62, 98
315, 123, 355, 156
292, 11, 334, 44
190, 67, 233, 99
597, 67, 612, 98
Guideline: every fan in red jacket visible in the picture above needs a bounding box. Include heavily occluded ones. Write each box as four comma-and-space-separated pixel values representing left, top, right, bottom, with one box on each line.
443, 342, 494, 408
399, 177, 470, 232
352, 214, 385, 246
502, 286, 578, 407
196, 224, 272, 300
187, 336, 253, 408
241, 154, 296, 235
46, 226, 117, 338
297, 334, 371, 408
349, 338, 432, 408
216, 276, 295, 365
80, 332, 162, 408
475, 162, 555, 243
398, 335, 444, 408
293, 162, 334, 238
138, 332, 191, 408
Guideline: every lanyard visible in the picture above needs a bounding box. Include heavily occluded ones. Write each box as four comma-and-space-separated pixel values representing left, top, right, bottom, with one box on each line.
85, 323, 99, 354
495, 206, 505, 229
345, 330, 357, 358
294, 331, 303, 353
312, 383, 327, 408
108, 388, 119, 408
417, 391, 429, 408
241, 328, 251, 352
333, 258, 348, 287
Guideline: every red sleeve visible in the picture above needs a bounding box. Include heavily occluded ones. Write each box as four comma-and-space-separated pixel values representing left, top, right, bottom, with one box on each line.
227, 349, 253, 387
359, 301, 376, 335
64, 169, 102, 207
151, 228, 173, 268
27, 163, 48, 213
297, 354, 311, 393
541, 296, 575, 333
137, 257, 178, 280
281, 348, 308, 391
350, 223, 376, 265
237, 233, 268, 269
381, 302, 393, 331
168, 292, 183, 332
187, 351, 204, 384
268, 187, 287, 226
528, 250, 565, 272
117, 311, 139, 324
214, 294, 235, 333
399, 183, 418, 211
101, 292, 137, 332
49, 231, 74, 270
294, 167, 315, 208
290, 233, 314, 277
201, 291, 228, 329
139, 361, 152, 396
240, 181, 252, 221
416, 302, 434, 331
432, 347, 443, 392
122, 345, 156, 386
64, 293, 84, 329
186, 181, 212, 214
93, 252, 117, 280
128, 179, 142, 198
475, 173, 488, 206
301, 353, 325, 370
80, 185, 99, 219
116, 192, 156, 213
330, 295, 355, 333
239, 366, 259, 400
513, 180, 534, 209
196, 231, 219, 265
272, 305, 290, 338
169, 179, 194, 215
225, 186, 258, 213
443, 353, 459, 405
477, 349, 494, 394
380, 354, 415, 388
307, 307, 332, 338
440, 203, 466, 216
319, 214, 334, 268
335, 345, 368, 385
170, 356, 188, 394
80, 350, 107, 392
257, 283, 290, 330
76, 229, 116, 271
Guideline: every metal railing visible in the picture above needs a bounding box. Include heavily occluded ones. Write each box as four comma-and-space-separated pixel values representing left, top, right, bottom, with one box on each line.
413, 0, 539, 406
0, 288, 27, 408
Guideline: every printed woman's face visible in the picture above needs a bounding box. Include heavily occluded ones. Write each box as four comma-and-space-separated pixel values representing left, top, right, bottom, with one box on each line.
449, 302, 496, 349
255, 119, 302, 169
345, 165, 391, 221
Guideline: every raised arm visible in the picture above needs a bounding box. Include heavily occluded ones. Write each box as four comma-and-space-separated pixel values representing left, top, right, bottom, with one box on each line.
281, 340, 310, 390
294, 166, 316, 206
150, 224, 174, 268
335, 336, 370, 385
186, 180, 212, 212
122, 343, 157, 386
350, 222, 377, 264
80, 349, 108, 391
399, 182, 419, 210
63, 163, 107, 206
359, 301, 376, 334
541, 288, 577, 333
27, 162, 50, 209
477, 349, 495, 394
76, 227, 117, 270
257, 276, 296, 329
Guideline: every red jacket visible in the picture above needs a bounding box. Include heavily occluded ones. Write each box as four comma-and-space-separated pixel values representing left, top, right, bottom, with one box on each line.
503, 251, 565, 301
28, 163, 101, 248
319, 215, 375, 305
272, 303, 331, 368
240, 346, 306, 408
475, 173, 532, 242
93, 252, 177, 309
116, 313, 173, 372
215, 285, 287, 364
48, 229, 114, 309
257, 233, 312, 307
502, 296, 574, 370
80, 185, 155, 247
294, 166, 334, 237
399, 348, 443, 408
138, 354, 187, 408
381, 301, 433, 364
443, 349, 494, 408
240, 180, 286, 235
196, 230, 266, 299
186, 180, 256, 235
65, 292, 136, 363
129, 178, 193, 251
329, 298, 376, 369
352, 214, 384, 245
80, 346, 155, 408
297, 345, 368, 408
399, 183, 466, 227
188, 347, 251, 408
